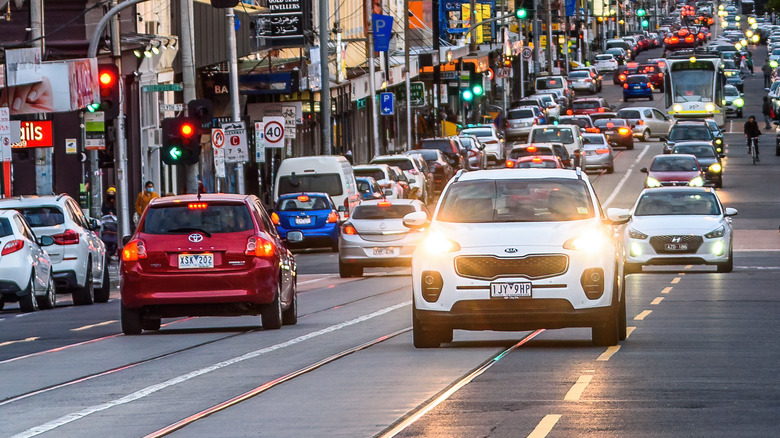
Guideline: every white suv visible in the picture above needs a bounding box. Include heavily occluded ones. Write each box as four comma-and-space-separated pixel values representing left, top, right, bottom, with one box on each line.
0, 195, 109, 305
404, 169, 628, 348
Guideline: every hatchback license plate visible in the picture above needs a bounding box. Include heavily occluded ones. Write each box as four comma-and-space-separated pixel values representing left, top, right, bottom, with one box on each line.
178, 253, 214, 269
490, 282, 532, 298
373, 247, 398, 256
664, 243, 688, 251
295, 216, 312, 225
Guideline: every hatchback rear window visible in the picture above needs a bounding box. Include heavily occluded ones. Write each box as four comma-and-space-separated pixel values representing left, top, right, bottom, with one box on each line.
142, 204, 254, 234
536, 78, 563, 89
278, 173, 343, 197
617, 110, 641, 119
373, 158, 413, 171
276, 196, 331, 211
352, 204, 416, 219
508, 109, 535, 119
573, 101, 600, 109
0, 217, 12, 237
627, 75, 649, 84
410, 149, 440, 161
596, 55, 614, 60
650, 157, 699, 171
11, 206, 65, 227
419, 140, 454, 155
460, 128, 494, 138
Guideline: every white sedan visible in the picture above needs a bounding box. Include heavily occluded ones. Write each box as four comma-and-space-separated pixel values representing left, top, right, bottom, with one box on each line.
0, 210, 56, 312
612, 187, 736, 274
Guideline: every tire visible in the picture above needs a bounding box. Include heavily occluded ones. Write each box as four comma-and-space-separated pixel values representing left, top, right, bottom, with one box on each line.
282, 279, 298, 326
261, 285, 283, 330
37, 276, 56, 310
330, 241, 339, 253
0, 296, 4, 311
19, 273, 38, 313
141, 318, 161, 331
72, 261, 95, 306
649, 94, 654, 101
94, 266, 111, 303
641, 129, 650, 142
717, 250, 733, 273
737, 110, 742, 118
592, 275, 620, 347
606, 165, 614, 174
624, 262, 642, 275
121, 303, 143, 335
627, 142, 634, 150
412, 306, 443, 348
618, 272, 627, 341
715, 178, 723, 189
339, 260, 362, 278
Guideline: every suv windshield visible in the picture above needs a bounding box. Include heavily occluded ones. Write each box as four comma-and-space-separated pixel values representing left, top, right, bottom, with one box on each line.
536, 78, 564, 90
617, 109, 641, 119
508, 109, 535, 119
573, 101, 600, 109
142, 204, 254, 234
635, 191, 720, 216
354, 168, 386, 181
12, 206, 65, 227
419, 140, 454, 155
673, 144, 716, 157
373, 158, 414, 171
276, 196, 331, 211
278, 174, 343, 197
437, 178, 594, 223
460, 128, 493, 138
352, 204, 416, 219
531, 127, 574, 144
410, 149, 440, 161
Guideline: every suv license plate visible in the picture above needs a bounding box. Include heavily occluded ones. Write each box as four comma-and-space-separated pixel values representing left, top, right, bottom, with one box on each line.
178, 253, 214, 269
373, 247, 398, 256
490, 282, 532, 299
295, 216, 312, 225
664, 243, 688, 251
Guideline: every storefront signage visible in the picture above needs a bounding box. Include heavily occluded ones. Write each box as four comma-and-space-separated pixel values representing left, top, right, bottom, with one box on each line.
253, 0, 311, 48
10, 120, 53, 148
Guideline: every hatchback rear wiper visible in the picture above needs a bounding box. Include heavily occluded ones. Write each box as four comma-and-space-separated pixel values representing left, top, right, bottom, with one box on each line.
167, 227, 212, 237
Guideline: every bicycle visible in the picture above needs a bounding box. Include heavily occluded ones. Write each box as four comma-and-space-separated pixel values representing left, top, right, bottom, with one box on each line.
748, 136, 759, 165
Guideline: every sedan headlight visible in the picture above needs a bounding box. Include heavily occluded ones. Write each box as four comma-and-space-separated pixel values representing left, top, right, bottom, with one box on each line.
628, 228, 648, 239
689, 176, 705, 187
709, 163, 722, 173
563, 232, 608, 252
705, 225, 726, 238
733, 97, 744, 107
422, 232, 460, 254
646, 176, 661, 188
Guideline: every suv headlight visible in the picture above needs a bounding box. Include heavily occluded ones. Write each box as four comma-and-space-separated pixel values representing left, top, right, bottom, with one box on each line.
628, 228, 648, 239
422, 232, 460, 254
704, 225, 726, 238
734, 97, 744, 107
563, 232, 608, 252
709, 163, 722, 173
689, 176, 704, 187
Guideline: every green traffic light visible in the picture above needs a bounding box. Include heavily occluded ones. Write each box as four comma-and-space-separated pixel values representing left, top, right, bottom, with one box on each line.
515, 8, 527, 19
641, 19, 649, 27
637, 8, 646, 17
462, 89, 474, 102
472, 84, 484, 97
87, 103, 99, 113
168, 146, 183, 160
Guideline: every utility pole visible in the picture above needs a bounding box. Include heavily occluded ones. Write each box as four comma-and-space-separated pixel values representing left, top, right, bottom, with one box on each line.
226, 8, 244, 193
366, 2, 380, 157
470, 0, 477, 52
320, 0, 332, 155
533, 0, 540, 77
181, 0, 197, 193
432, 0, 441, 136
108, 1, 130, 241
30, 0, 51, 195
404, 0, 412, 150
546, 0, 553, 73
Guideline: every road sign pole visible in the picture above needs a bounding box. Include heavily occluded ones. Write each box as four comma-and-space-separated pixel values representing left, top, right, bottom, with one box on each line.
404, 0, 412, 151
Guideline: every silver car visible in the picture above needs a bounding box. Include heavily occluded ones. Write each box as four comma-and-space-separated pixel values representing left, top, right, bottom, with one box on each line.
582, 133, 615, 173
568, 70, 596, 94
615, 107, 674, 141
506, 107, 539, 140
338, 199, 428, 277
723, 85, 743, 118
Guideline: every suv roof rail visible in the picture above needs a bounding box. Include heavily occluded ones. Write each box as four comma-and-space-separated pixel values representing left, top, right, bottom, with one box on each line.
56, 193, 69, 201
452, 168, 467, 182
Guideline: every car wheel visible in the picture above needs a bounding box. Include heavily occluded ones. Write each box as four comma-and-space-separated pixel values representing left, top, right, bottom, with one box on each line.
72, 261, 95, 306
649, 94, 654, 101
141, 318, 161, 331
640, 129, 650, 142
339, 260, 362, 278
624, 262, 642, 275
592, 276, 620, 347
94, 266, 111, 303
330, 239, 339, 252
715, 178, 723, 189
121, 304, 143, 335
37, 276, 56, 310
412, 305, 444, 348
737, 109, 743, 118
0, 296, 4, 311
606, 165, 614, 174
717, 249, 733, 273
261, 285, 283, 330
19, 272, 38, 313
282, 278, 298, 326
618, 271, 627, 341
627, 142, 634, 150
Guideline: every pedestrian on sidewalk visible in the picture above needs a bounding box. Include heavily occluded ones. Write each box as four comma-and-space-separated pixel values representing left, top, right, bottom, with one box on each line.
763, 63, 773, 88
135, 180, 159, 218
763, 97, 773, 130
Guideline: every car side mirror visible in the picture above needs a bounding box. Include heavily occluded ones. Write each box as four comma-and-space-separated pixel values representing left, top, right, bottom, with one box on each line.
38, 235, 55, 247
660, 136, 667, 141
606, 208, 631, 225
122, 235, 132, 246
640, 167, 648, 173
337, 205, 347, 213
724, 207, 739, 217
402, 211, 428, 229
286, 230, 304, 243
89, 218, 100, 231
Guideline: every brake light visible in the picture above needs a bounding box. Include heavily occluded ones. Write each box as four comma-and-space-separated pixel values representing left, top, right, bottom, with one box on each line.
408, 169, 419, 175
671, 37, 679, 43
1, 239, 24, 256
188, 202, 207, 210
647, 83, 652, 88
342, 223, 358, 235
531, 157, 543, 163
296, 195, 310, 202
343, 198, 350, 218
607, 122, 615, 128
623, 83, 629, 89
122, 240, 147, 262
698, 33, 704, 40
598, 107, 605, 112
52, 229, 79, 245
271, 212, 280, 225
658, 61, 666, 68
506, 160, 516, 168
378, 200, 392, 207
327, 210, 339, 223
637, 120, 644, 125
527, 146, 538, 153
658, 73, 664, 78
567, 109, 573, 115
246, 236, 274, 257
586, 127, 599, 133
585, 79, 592, 83
618, 127, 631, 135
595, 148, 610, 154
619, 74, 626, 81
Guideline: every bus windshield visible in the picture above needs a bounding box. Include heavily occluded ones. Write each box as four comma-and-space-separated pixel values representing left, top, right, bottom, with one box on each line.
670, 61, 715, 103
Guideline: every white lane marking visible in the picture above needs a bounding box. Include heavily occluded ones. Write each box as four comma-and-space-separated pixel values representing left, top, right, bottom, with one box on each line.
11, 301, 411, 438
564, 375, 593, 401
735, 265, 780, 269
296, 275, 338, 286
527, 414, 562, 438
0, 337, 39, 348
597, 346, 620, 361
70, 320, 117, 332
661, 287, 672, 294
671, 277, 681, 284
604, 144, 651, 207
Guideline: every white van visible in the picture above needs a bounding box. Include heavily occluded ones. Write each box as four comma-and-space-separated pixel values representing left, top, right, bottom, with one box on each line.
274, 156, 360, 215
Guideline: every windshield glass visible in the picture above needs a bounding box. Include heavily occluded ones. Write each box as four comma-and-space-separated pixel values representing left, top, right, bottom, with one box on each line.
460, 128, 493, 138
671, 60, 715, 103
635, 192, 721, 215
0, 217, 12, 237
437, 178, 594, 223
373, 158, 413, 171
352, 204, 416, 219
509, 147, 554, 159
568, 71, 590, 79
509, 109, 535, 119
673, 144, 716, 157
558, 117, 591, 128
517, 159, 559, 168
596, 55, 614, 60
276, 196, 331, 211
531, 127, 574, 144
725, 87, 739, 96
583, 134, 606, 145
594, 119, 627, 127
11, 206, 65, 227
536, 78, 563, 89
650, 156, 699, 171
669, 126, 711, 140
143, 204, 254, 234
573, 101, 600, 109
278, 173, 343, 196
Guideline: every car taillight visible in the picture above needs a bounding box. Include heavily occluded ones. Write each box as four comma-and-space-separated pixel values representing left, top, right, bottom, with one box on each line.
567, 109, 573, 115
623, 83, 629, 89
506, 160, 515, 168
327, 210, 339, 223
595, 148, 611, 154
619, 74, 626, 81
598, 107, 605, 112
342, 223, 358, 235
246, 236, 274, 257
343, 198, 350, 218
647, 83, 652, 88
52, 229, 79, 245
671, 37, 679, 43
271, 212, 280, 225
122, 240, 147, 262
685, 36, 694, 43
658, 73, 663, 78
618, 127, 631, 135
637, 120, 644, 125
1, 239, 24, 256
585, 78, 592, 83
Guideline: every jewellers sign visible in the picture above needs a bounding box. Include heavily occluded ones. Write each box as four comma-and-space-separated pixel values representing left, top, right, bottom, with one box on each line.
253, 0, 311, 48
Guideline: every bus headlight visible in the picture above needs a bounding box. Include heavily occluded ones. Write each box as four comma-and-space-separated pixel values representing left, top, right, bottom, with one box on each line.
705, 104, 715, 112
673, 104, 682, 113
646, 177, 661, 188
734, 98, 744, 107
752, 34, 760, 43
688, 176, 704, 187
709, 163, 722, 173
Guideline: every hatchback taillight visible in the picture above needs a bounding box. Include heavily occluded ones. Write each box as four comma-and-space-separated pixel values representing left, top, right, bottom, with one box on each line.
246, 236, 274, 257
327, 210, 339, 223
271, 212, 280, 225
1, 239, 24, 256
618, 127, 631, 135
623, 83, 629, 89
595, 148, 611, 154
342, 223, 358, 235
122, 240, 147, 262
52, 229, 79, 245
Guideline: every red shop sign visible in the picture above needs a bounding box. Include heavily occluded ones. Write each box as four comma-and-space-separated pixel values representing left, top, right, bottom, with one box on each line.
11, 121, 53, 148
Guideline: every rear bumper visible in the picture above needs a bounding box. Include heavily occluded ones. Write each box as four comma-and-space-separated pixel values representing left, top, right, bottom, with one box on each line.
53, 270, 78, 291
0, 280, 25, 297
277, 224, 339, 247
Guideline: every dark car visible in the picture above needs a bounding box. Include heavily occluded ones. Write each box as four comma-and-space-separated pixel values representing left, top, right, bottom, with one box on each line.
356, 177, 385, 200
639, 63, 664, 90
623, 74, 654, 101
704, 119, 725, 154
568, 97, 611, 116
671, 142, 724, 188
593, 118, 634, 149
641, 154, 704, 188
613, 61, 641, 85
407, 149, 455, 193
558, 115, 600, 133
418, 137, 462, 169
663, 120, 714, 153
120, 194, 299, 334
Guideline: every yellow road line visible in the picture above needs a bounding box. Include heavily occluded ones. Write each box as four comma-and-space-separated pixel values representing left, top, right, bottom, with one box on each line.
71, 320, 118, 332
0, 337, 38, 348
671, 277, 681, 284
626, 326, 636, 338
527, 414, 562, 438
651, 297, 664, 305
597, 346, 621, 361
634, 310, 652, 320
661, 287, 673, 294
564, 375, 594, 401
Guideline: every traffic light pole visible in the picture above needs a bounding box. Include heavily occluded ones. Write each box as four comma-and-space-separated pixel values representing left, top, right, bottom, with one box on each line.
110, 0, 131, 241
226, 8, 245, 194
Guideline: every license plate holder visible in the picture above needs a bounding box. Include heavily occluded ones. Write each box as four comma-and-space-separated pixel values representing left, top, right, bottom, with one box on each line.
178, 253, 214, 269
372, 247, 398, 256
490, 282, 532, 299
295, 216, 312, 225
664, 243, 688, 251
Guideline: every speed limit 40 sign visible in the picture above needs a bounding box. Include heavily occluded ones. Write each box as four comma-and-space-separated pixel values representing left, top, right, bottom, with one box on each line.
262, 116, 285, 148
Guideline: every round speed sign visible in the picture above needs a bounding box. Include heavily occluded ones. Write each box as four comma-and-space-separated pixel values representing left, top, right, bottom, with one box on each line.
264, 120, 285, 147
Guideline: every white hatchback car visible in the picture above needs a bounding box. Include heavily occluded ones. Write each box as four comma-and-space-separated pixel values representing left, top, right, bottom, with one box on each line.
0, 210, 55, 312
406, 169, 628, 348
614, 187, 736, 274
352, 164, 405, 199
460, 125, 505, 166
0, 195, 109, 305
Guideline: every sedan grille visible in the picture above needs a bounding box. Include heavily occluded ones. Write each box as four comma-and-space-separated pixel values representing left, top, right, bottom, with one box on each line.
455, 254, 569, 281
649, 235, 703, 254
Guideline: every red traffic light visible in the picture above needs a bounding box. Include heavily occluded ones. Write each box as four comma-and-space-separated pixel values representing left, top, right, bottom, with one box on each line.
99, 71, 115, 86
180, 122, 196, 138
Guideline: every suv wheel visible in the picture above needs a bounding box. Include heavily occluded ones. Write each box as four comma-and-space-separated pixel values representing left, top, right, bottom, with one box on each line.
73, 261, 95, 306
339, 260, 362, 278
717, 248, 734, 273
592, 276, 620, 346
121, 304, 143, 335
94, 266, 111, 303
141, 318, 161, 331
37, 276, 56, 310
412, 305, 447, 348
19, 272, 39, 313
262, 285, 283, 330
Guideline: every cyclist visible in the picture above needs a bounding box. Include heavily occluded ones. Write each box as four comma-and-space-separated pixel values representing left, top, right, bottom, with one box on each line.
744, 115, 761, 162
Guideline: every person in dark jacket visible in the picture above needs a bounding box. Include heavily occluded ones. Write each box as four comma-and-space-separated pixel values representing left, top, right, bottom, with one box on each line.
763, 63, 773, 87
744, 115, 761, 160
763, 96, 773, 129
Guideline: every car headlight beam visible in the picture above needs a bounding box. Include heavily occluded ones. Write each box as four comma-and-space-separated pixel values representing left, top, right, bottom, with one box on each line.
646, 176, 661, 188
709, 163, 722, 173
689, 176, 704, 187
423, 232, 461, 254
563, 232, 607, 252
733, 98, 744, 107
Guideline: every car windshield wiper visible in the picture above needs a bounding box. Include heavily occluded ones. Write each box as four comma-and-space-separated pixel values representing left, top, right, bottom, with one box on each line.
166, 227, 212, 237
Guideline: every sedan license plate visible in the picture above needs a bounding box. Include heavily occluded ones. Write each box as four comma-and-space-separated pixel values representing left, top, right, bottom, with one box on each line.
490, 282, 532, 299
295, 216, 312, 225
178, 253, 214, 269
373, 247, 399, 256
604, 130, 615, 135
664, 243, 688, 251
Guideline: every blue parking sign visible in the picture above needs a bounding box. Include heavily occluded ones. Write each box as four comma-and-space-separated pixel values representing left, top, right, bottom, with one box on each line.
380, 92, 394, 115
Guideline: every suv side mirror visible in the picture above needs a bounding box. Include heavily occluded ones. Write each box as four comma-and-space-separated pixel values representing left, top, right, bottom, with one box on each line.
606, 208, 631, 225
724, 207, 739, 217
38, 235, 55, 247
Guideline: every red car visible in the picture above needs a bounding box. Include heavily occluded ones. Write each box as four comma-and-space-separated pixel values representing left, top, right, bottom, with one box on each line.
613, 62, 641, 85
120, 194, 299, 334
640, 154, 704, 188
568, 97, 611, 116
512, 155, 564, 169
639, 64, 664, 90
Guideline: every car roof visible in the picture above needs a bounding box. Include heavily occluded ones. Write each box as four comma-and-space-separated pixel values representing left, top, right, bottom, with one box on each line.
354, 163, 390, 169
278, 192, 332, 199
653, 153, 697, 160
0, 194, 71, 206
357, 199, 420, 206
672, 141, 716, 147
147, 193, 254, 208
0, 209, 20, 218
372, 154, 413, 161
639, 186, 714, 195
456, 168, 580, 182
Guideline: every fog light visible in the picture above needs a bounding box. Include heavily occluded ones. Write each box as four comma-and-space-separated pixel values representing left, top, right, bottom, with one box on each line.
711, 241, 725, 256
421, 270, 444, 302
630, 242, 643, 257
581, 268, 605, 299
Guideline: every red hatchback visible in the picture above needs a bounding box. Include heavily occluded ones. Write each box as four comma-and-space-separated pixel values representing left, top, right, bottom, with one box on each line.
120, 194, 299, 334
640, 154, 704, 188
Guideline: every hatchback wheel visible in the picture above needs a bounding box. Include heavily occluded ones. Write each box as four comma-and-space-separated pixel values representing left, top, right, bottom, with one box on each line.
282, 280, 298, 326
121, 304, 143, 335
142, 318, 161, 331
262, 286, 283, 330
717, 249, 734, 273
37, 276, 56, 310
94, 266, 111, 303
0, 296, 4, 311
73, 262, 95, 306
339, 260, 362, 278
19, 273, 38, 313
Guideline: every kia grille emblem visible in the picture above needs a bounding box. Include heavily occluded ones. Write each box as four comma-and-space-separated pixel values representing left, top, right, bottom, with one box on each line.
505, 248, 518, 254
671, 237, 681, 243
189, 233, 204, 243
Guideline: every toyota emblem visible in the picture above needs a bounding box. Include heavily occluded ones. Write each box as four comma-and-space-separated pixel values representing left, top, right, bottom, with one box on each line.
189, 233, 204, 243
504, 248, 518, 254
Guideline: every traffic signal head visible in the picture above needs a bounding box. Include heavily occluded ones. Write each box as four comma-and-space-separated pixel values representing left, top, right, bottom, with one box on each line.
515, 8, 527, 19
188, 98, 214, 124
637, 8, 646, 17
161, 117, 201, 165
94, 64, 120, 119
462, 89, 474, 102
641, 19, 649, 28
